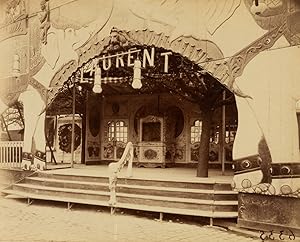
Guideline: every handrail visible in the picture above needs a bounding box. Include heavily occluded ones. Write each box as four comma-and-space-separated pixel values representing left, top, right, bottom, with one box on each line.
108, 141, 134, 207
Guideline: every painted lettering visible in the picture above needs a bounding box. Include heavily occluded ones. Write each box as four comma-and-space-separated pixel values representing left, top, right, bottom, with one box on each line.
127, 49, 135, 67
116, 54, 125, 68
160, 51, 172, 73
143, 47, 155, 68
102, 57, 112, 71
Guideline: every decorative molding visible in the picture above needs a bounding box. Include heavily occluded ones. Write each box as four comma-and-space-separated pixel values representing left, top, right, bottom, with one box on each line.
48, 24, 288, 109
29, 17, 46, 75
49, 28, 229, 108
22, 151, 33, 161
0, 75, 28, 106
234, 154, 261, 174
279, 184, 300, 198
233, 136, 272, 181
142, 115, 163, 123
39, 0, 50, 45
0, 0, 27, 42
226, 23, 287, 88
21, 151, 33, 170
28, 76, 48, 103
271, 163, 300, 178
34, 150, 46, 162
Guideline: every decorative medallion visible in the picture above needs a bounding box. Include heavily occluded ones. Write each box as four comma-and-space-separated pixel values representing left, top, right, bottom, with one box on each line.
240, 159, 253, 170
144, 149, 157, 160
112, 103, 120, 114
58, 123, 81, 153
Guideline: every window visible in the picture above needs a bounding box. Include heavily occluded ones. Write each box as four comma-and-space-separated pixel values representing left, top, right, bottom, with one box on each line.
225, 124, 237, 144
191, 120, 202, 144
107, 120, 128, 143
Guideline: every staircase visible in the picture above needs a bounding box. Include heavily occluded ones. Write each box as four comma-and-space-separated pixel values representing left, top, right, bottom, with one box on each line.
1, 170, 237, 220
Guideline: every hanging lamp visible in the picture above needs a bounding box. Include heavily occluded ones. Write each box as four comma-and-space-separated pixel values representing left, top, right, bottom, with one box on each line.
132, 58, 142, 89
93, 67, 102, 93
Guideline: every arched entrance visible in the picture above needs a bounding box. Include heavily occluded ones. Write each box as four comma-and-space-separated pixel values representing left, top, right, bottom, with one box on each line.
48, 28, 238, 177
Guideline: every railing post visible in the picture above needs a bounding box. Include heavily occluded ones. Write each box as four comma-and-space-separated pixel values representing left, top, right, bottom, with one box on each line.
108, 142, 134, 207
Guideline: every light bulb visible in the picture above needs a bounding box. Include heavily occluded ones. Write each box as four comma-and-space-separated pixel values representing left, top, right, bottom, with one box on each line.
132, 78, 142, 89
93, 84, 102, 93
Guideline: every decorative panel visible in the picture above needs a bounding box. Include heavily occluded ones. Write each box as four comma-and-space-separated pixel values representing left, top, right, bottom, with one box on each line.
104, 100, 128, 117
85, 94, 101, 162
238, 193, 300, 234
55, 115, 82, 163
138, 142, 166, 165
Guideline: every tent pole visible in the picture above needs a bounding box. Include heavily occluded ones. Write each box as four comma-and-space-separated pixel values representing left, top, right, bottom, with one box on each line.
71, 79, 76, 168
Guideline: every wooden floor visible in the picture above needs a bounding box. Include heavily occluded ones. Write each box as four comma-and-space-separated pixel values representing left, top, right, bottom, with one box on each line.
43, 164, 234, 183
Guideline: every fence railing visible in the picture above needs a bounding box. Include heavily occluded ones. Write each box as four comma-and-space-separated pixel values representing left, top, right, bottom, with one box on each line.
0, 141, 23, 168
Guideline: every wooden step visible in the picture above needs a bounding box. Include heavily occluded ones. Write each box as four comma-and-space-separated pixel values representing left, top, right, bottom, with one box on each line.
37, 172, 232, 190
37, 172, 109, 184
2, 170, 238, 219
8, 183, 237, 212
1, 189, 238, 218
25, 177, 237, 201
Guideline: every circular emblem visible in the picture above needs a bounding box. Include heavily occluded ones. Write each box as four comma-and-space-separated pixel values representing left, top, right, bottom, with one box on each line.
241, 160, 252, 170
280, 185, 292, 195
144, 149, 157, 160
280, 166, 291, 175
58, 123, 81, 153
241, 179, 252, 189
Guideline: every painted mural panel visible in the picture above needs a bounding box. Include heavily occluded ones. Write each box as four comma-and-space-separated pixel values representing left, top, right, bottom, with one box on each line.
55, 115, 82, 163
85, 94, 101, 162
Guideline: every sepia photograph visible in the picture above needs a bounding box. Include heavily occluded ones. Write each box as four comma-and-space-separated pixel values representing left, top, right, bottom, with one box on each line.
0, 0, 300, 241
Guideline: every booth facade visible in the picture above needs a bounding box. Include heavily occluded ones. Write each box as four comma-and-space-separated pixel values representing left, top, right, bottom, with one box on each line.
0, 0, 300, 234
